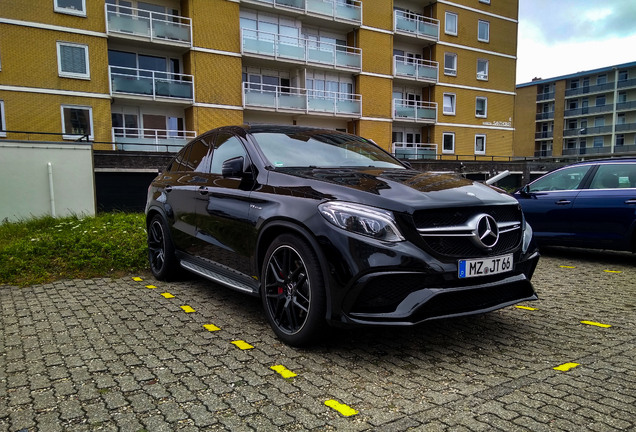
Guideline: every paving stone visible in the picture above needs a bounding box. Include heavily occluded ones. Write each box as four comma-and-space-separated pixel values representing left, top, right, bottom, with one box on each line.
0, 252, 634, 430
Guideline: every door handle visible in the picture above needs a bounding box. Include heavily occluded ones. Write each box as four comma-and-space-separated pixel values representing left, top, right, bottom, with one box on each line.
165, 185, 173, 193
625, 199, 636, 205
198, 186, 209, 195
555, 200, 571, 205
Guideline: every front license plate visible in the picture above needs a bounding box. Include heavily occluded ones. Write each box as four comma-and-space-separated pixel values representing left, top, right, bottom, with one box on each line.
458, 254, 513, 278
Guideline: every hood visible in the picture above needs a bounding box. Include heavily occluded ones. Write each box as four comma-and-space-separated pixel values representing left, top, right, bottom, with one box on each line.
271, 167, 517, 213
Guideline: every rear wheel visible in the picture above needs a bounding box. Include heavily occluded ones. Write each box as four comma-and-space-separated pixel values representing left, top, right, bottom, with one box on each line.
147, 214, 180, 280
261, 234, 326, 347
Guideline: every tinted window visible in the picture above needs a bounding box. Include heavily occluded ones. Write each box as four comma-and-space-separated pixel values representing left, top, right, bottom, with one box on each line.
528, 165, 591, 192
169, 139, 211, 172
589, 164, 636, 189
168, 144, 192, 172
253, 131, 404, 169
210, 134, 247, 174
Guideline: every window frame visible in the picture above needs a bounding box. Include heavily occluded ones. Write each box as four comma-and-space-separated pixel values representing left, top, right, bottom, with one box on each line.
478, 20, 490, 42
60, 104, 94, 141
57, 41, 90, 79
475, 96, 488, 118
54, 0, 87, 17
445, 12, 458, 36
443, 93, 456, 115
0, 100, 6, 137
442, 132, 455, 154
444, 52, 457, 76
477, 58, 489, 80
475, 134, 486, 155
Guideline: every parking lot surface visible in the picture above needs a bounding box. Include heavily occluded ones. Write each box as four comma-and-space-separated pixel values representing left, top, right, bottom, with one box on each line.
1, 249, 635, 431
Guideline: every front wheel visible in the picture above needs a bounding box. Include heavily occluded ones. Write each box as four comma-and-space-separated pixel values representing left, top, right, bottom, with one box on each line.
261, 234, 326, 347
147, 214, 180, 281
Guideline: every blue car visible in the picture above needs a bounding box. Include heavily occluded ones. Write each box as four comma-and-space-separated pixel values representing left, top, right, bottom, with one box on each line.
514, 158, 636, 252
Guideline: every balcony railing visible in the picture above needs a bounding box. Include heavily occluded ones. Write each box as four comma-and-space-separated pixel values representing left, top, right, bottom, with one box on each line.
393, 142, 437, 160
617, 77, 636, 89
393, 55, 438, 83
241, 29, 361, 71
535, 131, 553, 139
243, 82, 361, 117
105, 4, 192, 46
562, 145, 636, 156
563, 125, 614, 137
394, 10, 439, 41
244, 0, 361, 24
564, 82, 615, 97
393, 99, 437, 123
564, 104, 613, 117
535, 111, 554, 121
109, 66, 194, 102
112, 127, 196, 152
536, 92, 555, 102
615, 122, 636, 133
617, 100, 636, 111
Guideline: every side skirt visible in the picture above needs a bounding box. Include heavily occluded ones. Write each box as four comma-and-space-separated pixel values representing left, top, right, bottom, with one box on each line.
176, 253, 260, 296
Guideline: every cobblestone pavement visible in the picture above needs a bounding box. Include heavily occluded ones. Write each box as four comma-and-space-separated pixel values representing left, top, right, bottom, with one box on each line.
1, 248, 635, 431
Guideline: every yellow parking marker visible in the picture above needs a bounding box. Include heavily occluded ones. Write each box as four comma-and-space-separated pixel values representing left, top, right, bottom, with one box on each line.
324, 399, 358, 417
270, 365, 297, 379
553, 362, 580, 372
515, 305, 538, 311
604, 270, 622, 274
559, 265, 576, 269
132, 276, 144, 281
203, 324, 221, 332
581, 320, 612, 328
181, 305, 196, 313
160, 292, 175, 299
231, 340, 254, 350
145, 285, 157, 289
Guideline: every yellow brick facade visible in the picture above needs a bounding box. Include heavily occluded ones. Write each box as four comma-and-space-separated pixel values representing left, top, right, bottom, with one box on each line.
0, 0, 519, 160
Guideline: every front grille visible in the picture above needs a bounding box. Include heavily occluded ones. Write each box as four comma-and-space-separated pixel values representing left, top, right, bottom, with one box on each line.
413, 204, 523, 259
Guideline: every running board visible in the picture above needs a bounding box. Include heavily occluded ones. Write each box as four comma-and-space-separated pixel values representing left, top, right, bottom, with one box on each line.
180, 260, 256, 294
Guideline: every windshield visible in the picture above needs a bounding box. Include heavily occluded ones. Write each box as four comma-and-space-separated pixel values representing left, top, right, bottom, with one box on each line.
251, 131, 406, 169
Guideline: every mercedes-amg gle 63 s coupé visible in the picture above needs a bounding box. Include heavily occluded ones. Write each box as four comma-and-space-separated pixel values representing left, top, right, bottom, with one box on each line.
146, 125, 539, 346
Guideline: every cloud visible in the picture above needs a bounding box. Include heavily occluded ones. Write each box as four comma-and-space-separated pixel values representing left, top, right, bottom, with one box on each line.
519, 0, 636, 44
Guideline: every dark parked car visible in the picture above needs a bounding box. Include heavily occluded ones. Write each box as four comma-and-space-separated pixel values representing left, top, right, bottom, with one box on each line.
514, 158, 636, 252
146, 125, 539, 346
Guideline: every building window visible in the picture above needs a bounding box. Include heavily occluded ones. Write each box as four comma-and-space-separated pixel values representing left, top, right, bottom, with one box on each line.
597, 74, 607, 85
54, 0, 86, 16
477, 59, 489, 80
618, 92, 627, 103
444, 53, 457, 76
0, 100, 6, 137
442, 132, 455, 153
445, 12, 458, 36
475, 134, 486, 155
593, 136, 603, 148
475, 97, 487, 117
595, 95, 605, 106
61, 105, 93, 140
478, 20, 489, 42
443, 93, 456, 115
618, 70, 628, 81
57, 42, 90, 79
616, 134, 625, 147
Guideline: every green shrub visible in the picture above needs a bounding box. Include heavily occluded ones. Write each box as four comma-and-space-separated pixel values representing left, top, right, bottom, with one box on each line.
0, 213, 148, 286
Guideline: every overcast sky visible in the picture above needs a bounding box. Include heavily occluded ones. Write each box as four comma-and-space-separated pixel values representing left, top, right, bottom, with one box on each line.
516, 0, 636, 84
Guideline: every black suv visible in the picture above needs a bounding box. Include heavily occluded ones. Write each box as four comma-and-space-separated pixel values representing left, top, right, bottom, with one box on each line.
146, 125, 539, 346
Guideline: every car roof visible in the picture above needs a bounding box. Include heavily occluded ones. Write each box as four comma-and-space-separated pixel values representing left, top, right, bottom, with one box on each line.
569, 157, 636, 165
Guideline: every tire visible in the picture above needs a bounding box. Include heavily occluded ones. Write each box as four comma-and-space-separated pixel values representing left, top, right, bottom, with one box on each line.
261, 234, 327, 347
147, 214, 180, 281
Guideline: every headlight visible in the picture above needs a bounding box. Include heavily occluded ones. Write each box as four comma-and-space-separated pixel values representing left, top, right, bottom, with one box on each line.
318, 202, 405, 242
522, 215, 534, 253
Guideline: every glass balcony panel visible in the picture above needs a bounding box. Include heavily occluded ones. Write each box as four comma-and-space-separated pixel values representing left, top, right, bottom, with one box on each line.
419, 21, 438, 38
113, 128, 196, 152
335, 50, 361, 69
155, 81, 193, 99
417, 64, 437, 80
245, 89, 278, 108
308, 47, 335, 65
307, 0, 334, 16
278, 92, 307, 110
417, 107, 436, 121
336, 99, 361, 115
394, 10, 439, 40
108, 13, 151, 37
396, 61, 417, 77
393, 99, 437, 122
308, 95, 336, 112
277, 0, 304, 9
111, 75, 154, 96
106, 5, 191, 45
278, 43, 305, 61
396, 15, 418, 33
153, 21, 190, 43
335, 1, 361, 21
243, 36, 276, 56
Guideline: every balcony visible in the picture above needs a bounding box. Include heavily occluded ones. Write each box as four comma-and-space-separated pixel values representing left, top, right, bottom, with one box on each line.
536, 92, 555, 102
563, 125, 613, 137
112, 127, 196, 152
394, 10, 439, 42
535, 131, 553, 140
242, 0, 361, 25
393, 99, 437, 124
564, 104, 614, 117
393, 56, 438, 84
109, 66, 194, 103
615, 123, 636, 133
535, 111, 554, 121
564, 82, 614, 97
617, 77, 636, 89
562, 145, 636, 156
617, 100, 636, 111
105, 4, 192, 47
243, 82, 361, 117
393, 142, 437, 160
241, 29, 361, 71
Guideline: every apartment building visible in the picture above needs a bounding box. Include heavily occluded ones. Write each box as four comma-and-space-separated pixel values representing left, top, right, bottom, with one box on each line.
0, 0, 518, 159
515, 61, 636, 158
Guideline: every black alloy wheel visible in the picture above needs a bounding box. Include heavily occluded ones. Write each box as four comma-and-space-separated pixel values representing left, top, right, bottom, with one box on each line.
147, 214, 179, 280
261, 234, 326, 346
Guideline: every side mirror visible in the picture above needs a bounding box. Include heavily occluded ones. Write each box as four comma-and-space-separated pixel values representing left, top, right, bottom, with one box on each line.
519, 184, 531, 196
222, 156, 244, 178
